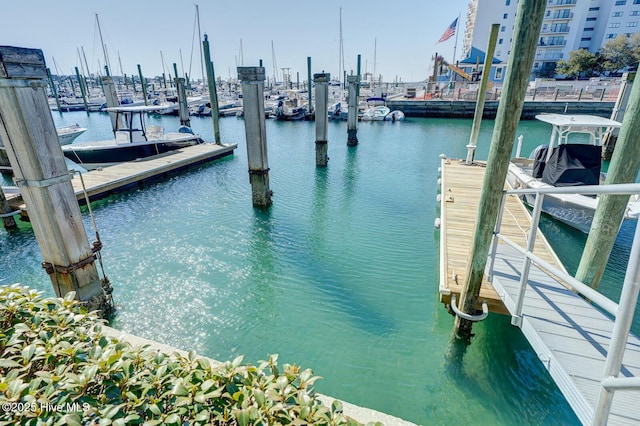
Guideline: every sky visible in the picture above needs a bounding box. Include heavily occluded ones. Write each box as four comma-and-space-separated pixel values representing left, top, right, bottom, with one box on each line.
0, 0, 469, 83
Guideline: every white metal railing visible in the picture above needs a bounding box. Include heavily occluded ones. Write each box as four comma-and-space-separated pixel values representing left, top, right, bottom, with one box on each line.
487, 182, 640, 425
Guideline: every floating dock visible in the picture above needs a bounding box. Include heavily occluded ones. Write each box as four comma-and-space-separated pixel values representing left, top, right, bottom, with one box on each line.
437, 157, 565, 314
438, 157, 640, 425
8, 143, 236, 216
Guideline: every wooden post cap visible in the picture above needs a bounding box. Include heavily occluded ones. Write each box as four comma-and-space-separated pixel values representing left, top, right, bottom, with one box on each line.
237, 67, 265, 82
0, 46, 47, 79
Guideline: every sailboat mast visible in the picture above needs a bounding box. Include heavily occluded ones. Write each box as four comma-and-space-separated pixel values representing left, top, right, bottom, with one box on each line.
239, 39, 244, 66
339, 7, 344, 87
271, 40, 278, 84
95, 14, 111, 75
196, 4, 205, 87
373, 37, 377, 86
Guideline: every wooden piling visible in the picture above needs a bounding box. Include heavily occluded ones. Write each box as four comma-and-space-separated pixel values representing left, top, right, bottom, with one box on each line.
347, 75, 358, 146
454, 0, 547, 340
603, 72, 635, 160
575, 75, 640, 289
314, 73, 330, 166
307, 57, 313, 114
0, 46, 113, 315
175, 77, 191, 127
74, 66, 89, 112
238, 66, 272, 208
203, 34, 221, 144
465, 23, 499, 164
102, 76, 125, 133
0, 187, 17, 229
137, 64, 148, 106
46, 68, 61, 112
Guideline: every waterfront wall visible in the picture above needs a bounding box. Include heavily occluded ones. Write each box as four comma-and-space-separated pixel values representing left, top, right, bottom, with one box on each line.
386, 100, 615, 119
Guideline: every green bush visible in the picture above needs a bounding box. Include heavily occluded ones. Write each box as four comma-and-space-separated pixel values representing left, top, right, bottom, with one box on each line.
0, 285, 365, 425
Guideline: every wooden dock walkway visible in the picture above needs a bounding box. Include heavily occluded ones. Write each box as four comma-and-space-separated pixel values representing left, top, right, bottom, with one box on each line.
438, 158, 565, 314
438, 157, 640, 425
8, 143, 236, 215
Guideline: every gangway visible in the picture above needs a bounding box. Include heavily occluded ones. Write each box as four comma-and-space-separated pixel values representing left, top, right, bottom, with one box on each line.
487, 182, 640, 425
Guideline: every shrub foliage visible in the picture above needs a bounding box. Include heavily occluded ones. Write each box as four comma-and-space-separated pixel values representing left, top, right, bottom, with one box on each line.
0, 285, 365, 425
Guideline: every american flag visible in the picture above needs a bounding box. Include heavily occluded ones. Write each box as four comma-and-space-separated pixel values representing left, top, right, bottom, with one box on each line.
437, 18, 458, 43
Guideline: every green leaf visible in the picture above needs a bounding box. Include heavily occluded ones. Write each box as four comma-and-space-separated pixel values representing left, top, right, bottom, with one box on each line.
171, 383, 189, 397
0, 359, 21, 368
164, 413, 180, 425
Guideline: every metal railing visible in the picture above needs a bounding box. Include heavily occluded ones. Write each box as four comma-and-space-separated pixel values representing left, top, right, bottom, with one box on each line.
487, 182, 640, 425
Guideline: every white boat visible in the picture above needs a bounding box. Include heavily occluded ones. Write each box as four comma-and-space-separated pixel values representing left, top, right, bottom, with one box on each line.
56, 124, 87, 145
361, 105, 391, 121
384, 110, 405, 122
61, 105, 204, 170
506, 113, 640, 233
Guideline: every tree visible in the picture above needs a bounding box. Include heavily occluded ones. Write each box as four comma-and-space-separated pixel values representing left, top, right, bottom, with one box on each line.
556, 49, 602, 78
600, 34, 640, 72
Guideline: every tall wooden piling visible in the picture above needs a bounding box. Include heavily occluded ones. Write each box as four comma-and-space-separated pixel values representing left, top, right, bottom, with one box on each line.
0, 46, 113, 315
203, 34, 221, 144
102, 76, 125, 132
575, 75, 640, 289
465, 24, 499, 164
46, 68, 61, 112
175, 77, 191, 127
137, 64, 148, 106
455, 0, 547, 340
347, 75, 359, 146
238, 66, 272, 208
314, 73, 330, 166
307, 57, 313, 114
603, 72, 635, 160
74, 66, 89, 112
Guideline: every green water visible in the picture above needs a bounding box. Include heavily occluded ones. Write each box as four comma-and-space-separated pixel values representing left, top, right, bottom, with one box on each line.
5, 111, 637, 425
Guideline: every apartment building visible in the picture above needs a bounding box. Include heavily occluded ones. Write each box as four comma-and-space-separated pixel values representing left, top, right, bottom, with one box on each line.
462, 0, 640, 77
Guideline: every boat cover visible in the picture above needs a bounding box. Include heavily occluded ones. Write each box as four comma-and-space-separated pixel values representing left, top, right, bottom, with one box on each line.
541, 144, 601, 187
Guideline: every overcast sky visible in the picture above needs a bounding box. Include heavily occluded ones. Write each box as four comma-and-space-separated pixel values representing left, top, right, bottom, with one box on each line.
1, 0, 468, 83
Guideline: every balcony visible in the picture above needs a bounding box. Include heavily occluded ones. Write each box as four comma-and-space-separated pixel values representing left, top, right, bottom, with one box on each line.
540, 26, 571, 34
538, 40, 567, 47
547, 0, 577, 7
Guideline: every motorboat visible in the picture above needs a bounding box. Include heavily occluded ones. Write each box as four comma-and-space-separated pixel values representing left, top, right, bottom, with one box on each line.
384, 110, 405, 122
61, 105, 204, 170
56, 124, 87, 145
361, 105, 390, 121
506, 113, 640, 233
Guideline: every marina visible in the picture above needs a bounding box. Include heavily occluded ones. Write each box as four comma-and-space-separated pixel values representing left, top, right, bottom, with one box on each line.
5, 110, 639, 424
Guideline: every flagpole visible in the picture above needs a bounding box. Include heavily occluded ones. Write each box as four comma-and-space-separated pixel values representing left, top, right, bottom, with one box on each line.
452, 13, 460, 65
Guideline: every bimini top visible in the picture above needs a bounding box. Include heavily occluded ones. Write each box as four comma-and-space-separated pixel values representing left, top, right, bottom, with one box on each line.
535, 114, 622, 162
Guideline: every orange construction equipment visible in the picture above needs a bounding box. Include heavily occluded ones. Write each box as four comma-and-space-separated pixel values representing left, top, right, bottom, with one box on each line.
447, 64, 471, 81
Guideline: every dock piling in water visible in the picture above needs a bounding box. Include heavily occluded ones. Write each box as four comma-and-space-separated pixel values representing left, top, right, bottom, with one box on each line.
314, 73, 330, 166
203, 34, 221, 144
347, 75, 359, 146
175, 76, 191, 128
455, 0, 547, 340
238, 66, 272, 208
0, 46, 114, 316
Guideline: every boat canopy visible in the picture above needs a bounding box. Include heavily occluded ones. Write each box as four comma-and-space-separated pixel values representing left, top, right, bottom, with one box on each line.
103, 105, 162, 143
535, 114, 622, 162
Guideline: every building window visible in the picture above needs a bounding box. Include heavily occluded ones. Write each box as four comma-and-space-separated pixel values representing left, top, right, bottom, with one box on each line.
501, 25, 505, 32
581, 37, 592, 41
635, 0, 640, 3
631, 11, 640, 15
609, 22, 621, 28
628, 21, 638, 26
586, 17, 597, 21
503, 13, 508, 19
534, 62, 540, 69
495, 67, 503, 80
499, 38, 503, 44
613, 11, 623, 17
615, 0, 627, 5
607, 33, 617, 38
589, 7, 600, 11
506, 0, 510, 5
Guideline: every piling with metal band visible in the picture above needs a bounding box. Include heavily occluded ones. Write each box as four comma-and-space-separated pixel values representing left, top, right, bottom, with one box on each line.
347, 75, 359, 146
203, 34, 221, 144
314, 73, 330, 166
465, 23, 499, 164
238, 66, 272, 207
0, 188, 17, 229
456, 0, 547, 340
137, 64, 148, 106
0, 46, 114, 316
175, 77, 191, 127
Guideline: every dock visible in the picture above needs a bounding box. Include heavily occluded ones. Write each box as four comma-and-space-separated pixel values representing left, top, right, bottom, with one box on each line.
7, 143, 237, 216
437, 158, 565, 314
438, 157, 640, 424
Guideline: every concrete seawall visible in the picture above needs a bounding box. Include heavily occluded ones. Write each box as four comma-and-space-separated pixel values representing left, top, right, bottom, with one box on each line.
386, 100, 615, 119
